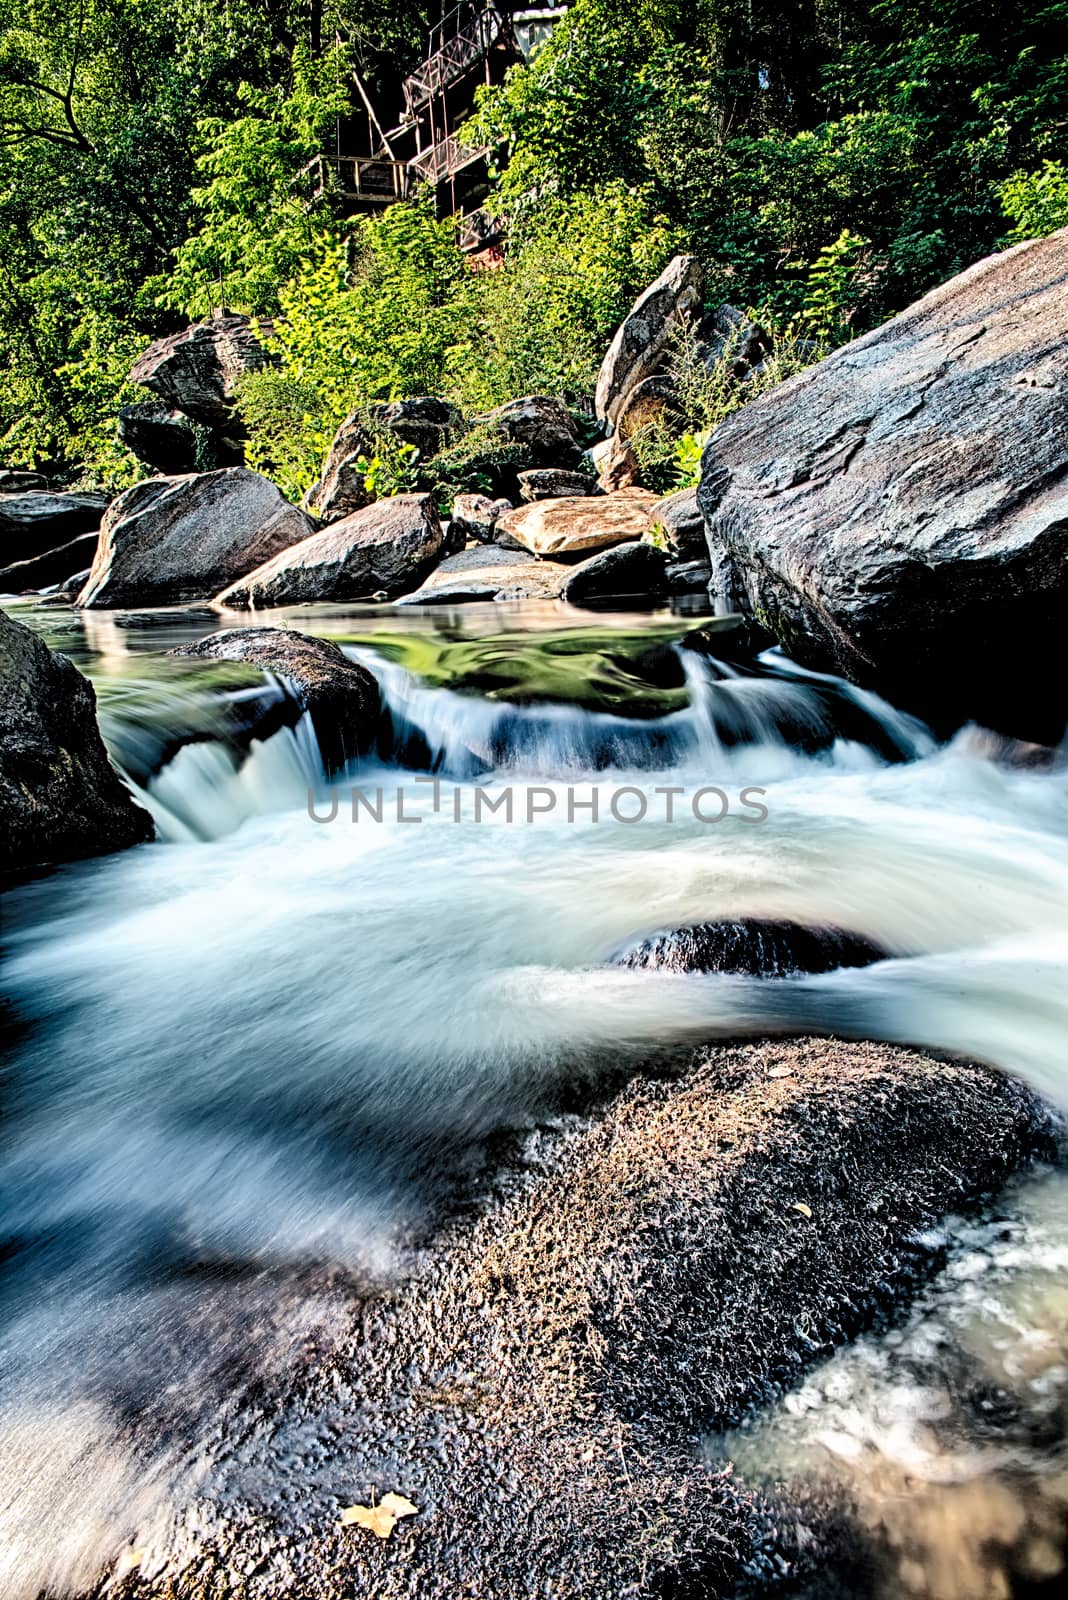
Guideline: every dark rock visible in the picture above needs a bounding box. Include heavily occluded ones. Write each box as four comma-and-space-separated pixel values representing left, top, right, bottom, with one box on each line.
699, 302, 771, 372
647, 486, 705, 559
595, 254, 705, 427
665, 557, 712, 593
77, 469, 312, 609
615, 917, 887, 976
564, 540, 667, 606
518, 468, 600, 503
477, 395, 582, 468
128, 310, 273, 429
449, 493, 513, 545
366, 395, 462, 460
698, 228, 1068, 742
301, 411, 374, 523
0, 491, 106, 564
0, 531, 99, 593
0, 470, 47, 492
0, 607, 153, 875
215, 493, 444, 607
173, 628, 379, 774
117, 402, 234, 475
110, 1037, 1049, 1600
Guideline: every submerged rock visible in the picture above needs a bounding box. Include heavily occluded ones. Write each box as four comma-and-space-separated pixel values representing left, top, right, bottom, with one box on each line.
77, 469, 312, 609
216, 493, 444, 607
614, 917, 887, 976
172, 628, 379, 774
0, 607, 153, 875
108, 1038, 1049, 1599
698, 227, 1068, 741
495, 489, 658, 557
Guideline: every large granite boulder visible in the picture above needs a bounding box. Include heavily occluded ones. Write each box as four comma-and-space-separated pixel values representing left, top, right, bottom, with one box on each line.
614, 918, 886, 976
698, 228, 1068, 740
495, 490, 658, 558
77, 469, 312, 609
476, 396, 582, 467
304, 399, 461, 523
172, 628, 380, 774
0, 607, 153, 874
367, 396, 461, 459
595, 255, 705, 427
128, 311, 273, 429
117, 403, 221, 476
646, 487, 705, 560
215, 493, 444, 607
0, 530, 100, 594
0, 491, 107, 565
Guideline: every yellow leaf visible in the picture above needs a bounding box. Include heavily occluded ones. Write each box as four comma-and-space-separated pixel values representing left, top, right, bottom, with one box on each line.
379, 1492, 418, 1519
792, 1202, 813, 1219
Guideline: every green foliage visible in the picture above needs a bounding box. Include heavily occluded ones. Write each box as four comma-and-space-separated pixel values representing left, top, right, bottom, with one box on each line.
1000, 161, 1068, 242
672, 431, 712, 490
357, 438, 421, 499
236, 368, 332, 503
798, 229, 871, 343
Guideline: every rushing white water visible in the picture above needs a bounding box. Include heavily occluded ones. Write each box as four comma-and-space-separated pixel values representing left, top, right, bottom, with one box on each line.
1, 610, 1067, 1597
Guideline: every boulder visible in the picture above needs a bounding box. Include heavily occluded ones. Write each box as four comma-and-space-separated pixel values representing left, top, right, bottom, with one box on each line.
172, 628, 380, 774
590, 434, 640, 491
117, 403, 213, 475
215, 493, 443, 608
563, 541, 667, 606
699, 303, 771, 373
646, 486, 705, 559
77, 469, 312, 609
665, 558, 713, 594
495, 490, 658, 558
449, 493, 513, 545
613, 372, 680, 442
518, 468, 600, 503
366, 396, 462, 459
0, 530, 99, 594
697, 228, 1068, 741
595, 255, 705, 427
477, 395, 582, 467
128, 310, 273, 429
614, 918, 887, 976
0, 470, 47, 492
0, 491, 107, 564
0, 607, 153, 874
397, 543, 571, 604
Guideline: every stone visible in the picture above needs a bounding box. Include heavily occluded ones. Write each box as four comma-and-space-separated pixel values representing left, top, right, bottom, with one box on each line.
697, 228, 1068, 741
477, 395, 582, 467
0, 470, 47, 492
0, 491, 107, 564
172, 628, 380, 774
449, 493, 513, 545
366, 396, 462, 460
77, 469, 312, 609
396, 543, 571, 604
117, 403, 208, 475
590, 434, 640, 491
128, 310, 273, 429
665, 558, 713, 594
595, 255, 705, 426
613, 372, 680, 441
614, 918, 887, 976
563, 541, 667, 606
495, 490, 658, 558
215, 493, 444, 607
0, 531, 100, 593
301, 411, 374, 523
0, 606, 153, 874
518, 468, 600, 502
699, 302, 771, 373
646, 486, 705, 560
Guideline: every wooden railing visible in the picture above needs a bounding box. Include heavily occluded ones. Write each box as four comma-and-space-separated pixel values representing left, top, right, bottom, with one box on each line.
296, 154, 410, 208
409, 136, 489, 187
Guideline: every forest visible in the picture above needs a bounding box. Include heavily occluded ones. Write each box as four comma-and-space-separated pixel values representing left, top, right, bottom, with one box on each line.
2, 0, 1067, 497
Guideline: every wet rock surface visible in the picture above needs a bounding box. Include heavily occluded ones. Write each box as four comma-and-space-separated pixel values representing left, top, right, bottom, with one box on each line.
0, 606, 153, 875
77, 470, 312, 609
563, 539, 667, 605
0, 529, 100, 593
99, 1038, 1051, 1600
615, 918, 888, 976
172, 628, 379, 774
698, 227, 1068, 741
396, 542, 571, 604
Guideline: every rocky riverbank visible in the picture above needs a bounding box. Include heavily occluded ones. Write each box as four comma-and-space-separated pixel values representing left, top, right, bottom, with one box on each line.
97, 1038, 1052, 1600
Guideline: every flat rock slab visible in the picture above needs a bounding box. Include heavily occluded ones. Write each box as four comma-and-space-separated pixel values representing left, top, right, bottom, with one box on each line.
396, 542, 571, 604
496, 490, 658, 557
106, 1038, 1049, 1600
698, 226, 1068, 740
0, 492, 106, 564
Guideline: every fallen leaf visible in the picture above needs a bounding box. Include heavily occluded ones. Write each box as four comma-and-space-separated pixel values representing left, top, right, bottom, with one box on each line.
792, 1202, 813, 1219
340, 1491, 418, 1539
